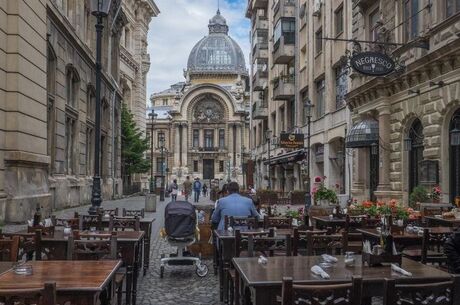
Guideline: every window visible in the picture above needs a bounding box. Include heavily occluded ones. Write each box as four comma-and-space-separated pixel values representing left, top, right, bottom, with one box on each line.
335, 6, 343, 36
87, 87, 95, 121
86, 126, 93, 176
156, 158, 165, 174
125, 28, 131, 50
446, 0, 460, 17
162, 99, 168, 106
368, 8, 379, 41
157, 132, 165, 147
219, 160, 224, 172
204, 129, 214, 148
193, 129, 199, 148
66, 67, 79, 108
315, 28, 323, 55
403, 0, 419, 42
252, 30, 268, 48
47, 46, 56, 173
335, 65, 348, 109
408, 119, 424, 194
193, 160, 199, 172
316, 78, 325, 117
219, 129, 225, 148
274, 18, 295, 49
65, 116, 76, 175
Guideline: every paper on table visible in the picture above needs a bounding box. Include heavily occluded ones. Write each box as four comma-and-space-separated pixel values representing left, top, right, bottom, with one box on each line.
44, 218, 52, 227
321, 254, 338, 263
311, 265, 330, 279
391, 264, 412, 276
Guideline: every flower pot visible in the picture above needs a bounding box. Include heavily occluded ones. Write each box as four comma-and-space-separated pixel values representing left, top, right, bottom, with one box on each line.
318, 199, 329, 206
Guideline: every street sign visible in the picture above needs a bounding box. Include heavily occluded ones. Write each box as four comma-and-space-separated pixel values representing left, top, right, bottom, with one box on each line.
350, 51, 395, 76
280, 133, 304, 149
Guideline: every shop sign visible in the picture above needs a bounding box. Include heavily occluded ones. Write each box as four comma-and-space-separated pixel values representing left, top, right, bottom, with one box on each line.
350, 51, 395, 76
280, 133, 304, 149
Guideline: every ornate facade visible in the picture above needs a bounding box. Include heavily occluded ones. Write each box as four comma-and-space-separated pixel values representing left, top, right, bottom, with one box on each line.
148, 11, 250, 188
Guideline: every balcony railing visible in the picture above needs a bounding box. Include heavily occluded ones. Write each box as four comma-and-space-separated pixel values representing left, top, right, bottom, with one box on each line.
252, 69, 268, 91
273, 0, 295, 22
191, 147, 228, 152
253, 13, 268, 30
252, 102, 268, 120
252, 0, 269, 9
273, 75, 295, 100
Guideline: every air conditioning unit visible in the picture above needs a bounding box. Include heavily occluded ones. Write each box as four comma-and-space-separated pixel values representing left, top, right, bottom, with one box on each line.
313, 0, 322, 17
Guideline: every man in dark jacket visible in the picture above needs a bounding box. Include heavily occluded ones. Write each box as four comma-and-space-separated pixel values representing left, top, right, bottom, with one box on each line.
445, 231, 460, 274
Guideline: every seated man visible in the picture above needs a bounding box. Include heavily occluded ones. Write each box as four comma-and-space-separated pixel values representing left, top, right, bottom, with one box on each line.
211, 182, 260, 230
445, 230, 460, 274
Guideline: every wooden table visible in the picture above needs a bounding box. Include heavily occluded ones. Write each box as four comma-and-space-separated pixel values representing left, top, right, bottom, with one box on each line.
425, 216, 460, 227
312, 216, 346, 232
232, 255, 453, 305
23, 230, 144, 305
357, 227, 453, 251
0, 260, 121, 305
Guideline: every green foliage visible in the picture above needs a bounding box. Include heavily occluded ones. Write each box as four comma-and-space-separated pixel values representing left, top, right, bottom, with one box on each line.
121, 103, 150, 176
314, 184, 338, 204
409, 186, 429, 208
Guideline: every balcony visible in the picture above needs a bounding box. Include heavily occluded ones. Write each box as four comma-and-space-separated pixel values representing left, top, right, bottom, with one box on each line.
252, 93, 268, 120
191, 147, 227, 153
273, 0, 295, 23
252, 0, 269, 9
252, 69, 268, 91
253, 41, 268, 59
273, 75, 295, 100
253, 14, 268, 30
273, 35, 295, 64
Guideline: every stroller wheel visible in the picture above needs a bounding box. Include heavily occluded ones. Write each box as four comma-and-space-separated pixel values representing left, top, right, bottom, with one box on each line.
195, 263, 208, 277
160, 265, 165, 278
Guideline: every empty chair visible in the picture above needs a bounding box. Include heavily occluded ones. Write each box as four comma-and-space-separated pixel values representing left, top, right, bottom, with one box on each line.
122, 208, 145, 218
51, 216, 79, 230
0, 282, 57, 305
79, 214, 103, 231
281, 276, 363, 305
0, 236, 19, 262
224, 215, 258, 230
292, 228, 327, 256
109, 216, 140, 231
27, 225, 55, 237
264, 216, 292, 229
306, 232, 343, 256
383, 276, 460, 305
100, 208, 119, 217
234, 229, 273, 257
403, 228, 449, 265
67, 233, 117, 261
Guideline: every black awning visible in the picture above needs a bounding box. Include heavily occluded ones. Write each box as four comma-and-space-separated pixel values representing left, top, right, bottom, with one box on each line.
263, 149, 305, 166
346, 118, 379, 148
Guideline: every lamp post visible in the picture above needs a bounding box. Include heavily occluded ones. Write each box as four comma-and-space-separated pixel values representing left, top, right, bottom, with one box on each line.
304, 99, 313, 209
148, 109, 157, 193
89, 0, 112, 214
159, 137, 165, 201
265, 129, 272, 189
227, 157, 231, 183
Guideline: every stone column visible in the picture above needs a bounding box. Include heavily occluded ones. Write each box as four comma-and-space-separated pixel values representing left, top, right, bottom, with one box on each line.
182, 124, 188, 169
174, 123, 180, 166
377, 106, 391, 192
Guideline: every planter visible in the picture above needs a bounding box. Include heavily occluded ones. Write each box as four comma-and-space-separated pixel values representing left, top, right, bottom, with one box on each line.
318, 199, 329, 206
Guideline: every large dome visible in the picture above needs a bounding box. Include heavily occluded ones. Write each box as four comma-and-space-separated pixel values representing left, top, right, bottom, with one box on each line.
187, 10, 247, 76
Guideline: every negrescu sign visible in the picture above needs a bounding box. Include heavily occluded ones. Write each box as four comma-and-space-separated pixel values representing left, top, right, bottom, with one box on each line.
350, 51, 395, 76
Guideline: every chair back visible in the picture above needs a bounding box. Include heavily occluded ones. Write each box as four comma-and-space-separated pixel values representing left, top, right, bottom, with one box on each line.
122, 208, 145, 218
383, 275, 460, 305
306, 232, 343, 256
421, 228, 450, 265
341, 230, 363, 253
0, 282, 57, 305
0, 231, 42, 261
79, 214, 103, 231
292, 229, 327, 256
100, 208, 119, 217
281, 276, 362, 305
109, 216, 140, 231
27, 226, 55, 237
264, 216, 292, 229
225, 216, 258, 230
67, 233, 117, 260
234, 229, 272, 257
0, 236, 19, 262
51, 216, 79, 230
247, 233, 292, 257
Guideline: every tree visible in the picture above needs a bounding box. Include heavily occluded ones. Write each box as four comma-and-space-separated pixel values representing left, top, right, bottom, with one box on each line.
121, 103, 150, 187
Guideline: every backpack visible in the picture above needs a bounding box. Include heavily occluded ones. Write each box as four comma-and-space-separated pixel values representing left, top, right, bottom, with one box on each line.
193, 181, 201, 189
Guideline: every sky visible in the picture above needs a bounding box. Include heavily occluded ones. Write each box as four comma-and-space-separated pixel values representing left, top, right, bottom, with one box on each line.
146, 0, 250, 103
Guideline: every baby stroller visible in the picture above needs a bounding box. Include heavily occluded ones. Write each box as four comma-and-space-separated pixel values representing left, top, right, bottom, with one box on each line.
160, 200, 209, 278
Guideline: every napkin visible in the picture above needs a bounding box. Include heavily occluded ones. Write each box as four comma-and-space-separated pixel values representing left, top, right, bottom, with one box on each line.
311, 265, 330, 279
391, 264, 412, 276
321, 254, 338, 263
27, 219, 33, 227
44, 218, 52, 227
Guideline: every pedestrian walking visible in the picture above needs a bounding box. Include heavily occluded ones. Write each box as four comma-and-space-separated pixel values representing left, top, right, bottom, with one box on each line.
168, 179, 179, 202
193, 178, 202, 203
183, 176, 192, 201
202, 183, 208, 197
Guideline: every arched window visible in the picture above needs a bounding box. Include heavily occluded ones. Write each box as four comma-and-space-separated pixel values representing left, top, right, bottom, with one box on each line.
87, 85, 96, 122
408, 119, 424, 194
66, 66, 80, 108
450, 109, 460, 203
47, 45, 57, 173
65, 65, 80, 175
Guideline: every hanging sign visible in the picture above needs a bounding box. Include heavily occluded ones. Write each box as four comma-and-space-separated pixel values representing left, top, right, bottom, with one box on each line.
280, 133, 304, 149
350, 51, 395, 76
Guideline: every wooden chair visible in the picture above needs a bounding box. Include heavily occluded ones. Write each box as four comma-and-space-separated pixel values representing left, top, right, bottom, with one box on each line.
342, 230, 363, 254
0, 236, 19, 262
79, 214, 103, 231
224, 216, 258, 230
306, 232, 343, 256
108, 216, 140, 231
383, 276, 460, 305
264, 216, 292, 229
281, 276, 363, 305
292, 228, 327, 256
122, 208, 145, 218
234, 229, 273, 258
0, 231, 43, 261
51, 216, 79, 230
27, 225, 55, 237
100, 208, 119, 217
403, 228, 449, 265
0, 282, 57, 305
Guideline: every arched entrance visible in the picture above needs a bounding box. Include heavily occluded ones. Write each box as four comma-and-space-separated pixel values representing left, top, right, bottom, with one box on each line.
407, 119, 424, 194
450, 109, 460, 203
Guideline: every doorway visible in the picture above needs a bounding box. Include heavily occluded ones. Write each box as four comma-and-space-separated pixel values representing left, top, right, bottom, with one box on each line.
203, 159, 215, 180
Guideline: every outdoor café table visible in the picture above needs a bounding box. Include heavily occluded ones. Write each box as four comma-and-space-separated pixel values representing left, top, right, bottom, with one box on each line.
232, 255, 453, 305
311, 216, 347, 233
23, 229, 144, 305
425, 216, 460, 227
357, 227, 454, 251
0, 260, 122, 305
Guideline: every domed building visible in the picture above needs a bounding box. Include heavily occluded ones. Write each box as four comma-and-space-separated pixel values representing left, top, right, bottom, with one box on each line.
147, 10, 251, 189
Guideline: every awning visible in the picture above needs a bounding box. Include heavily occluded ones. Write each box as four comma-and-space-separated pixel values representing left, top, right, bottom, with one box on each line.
346, 118, 379, 148
263, 149, 305, 166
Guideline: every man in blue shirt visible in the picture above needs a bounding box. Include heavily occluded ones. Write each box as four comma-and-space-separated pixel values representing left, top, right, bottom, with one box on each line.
211, 182, 260, 230
193, 178, 202, 203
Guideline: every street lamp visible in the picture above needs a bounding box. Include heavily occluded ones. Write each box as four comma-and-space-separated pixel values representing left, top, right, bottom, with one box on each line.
89, 0, 112, 214
303, 99, 313, 209
265, 129, 272, 189
159, 137, 165, 201
148, 109, 157, 193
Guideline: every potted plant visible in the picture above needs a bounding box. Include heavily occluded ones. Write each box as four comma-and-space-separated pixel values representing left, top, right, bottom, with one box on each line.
409, 186, 429, 208
314, 183, 338, 206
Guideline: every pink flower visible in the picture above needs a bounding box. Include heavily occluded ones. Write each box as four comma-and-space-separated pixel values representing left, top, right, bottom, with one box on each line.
314, 176, 322, 183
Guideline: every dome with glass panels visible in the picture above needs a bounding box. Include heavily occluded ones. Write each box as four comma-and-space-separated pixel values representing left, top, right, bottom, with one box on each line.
187, 10, 247, 76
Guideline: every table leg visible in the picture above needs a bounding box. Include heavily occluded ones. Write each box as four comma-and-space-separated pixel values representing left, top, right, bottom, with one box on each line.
218, 241, 224, 302
235, 269, 240, 305
143, 223, 152, 276
132, 241, 140, 305
213, 232, 218, 275
126, 264, 133, 305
